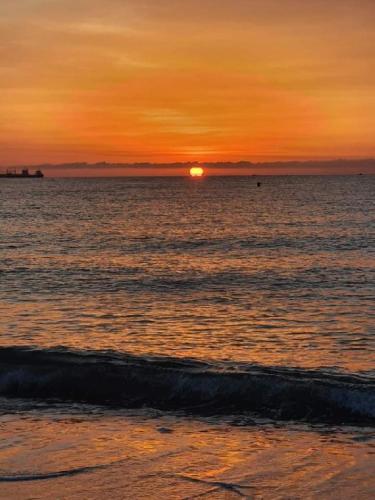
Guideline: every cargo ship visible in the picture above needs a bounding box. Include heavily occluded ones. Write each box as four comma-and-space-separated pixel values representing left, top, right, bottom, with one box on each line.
0, 168, 44, 178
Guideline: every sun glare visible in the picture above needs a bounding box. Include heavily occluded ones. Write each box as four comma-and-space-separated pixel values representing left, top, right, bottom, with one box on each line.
190, 166, 204, 177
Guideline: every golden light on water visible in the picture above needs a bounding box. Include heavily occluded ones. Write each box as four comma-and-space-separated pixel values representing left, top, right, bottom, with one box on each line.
190, 167, 204, 177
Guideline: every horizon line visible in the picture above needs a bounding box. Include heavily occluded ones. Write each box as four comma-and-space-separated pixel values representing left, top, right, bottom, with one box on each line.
2, 157, 375, 169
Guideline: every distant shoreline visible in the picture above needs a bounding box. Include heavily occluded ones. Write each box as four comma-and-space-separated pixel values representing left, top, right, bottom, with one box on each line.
1, 159, 374, 177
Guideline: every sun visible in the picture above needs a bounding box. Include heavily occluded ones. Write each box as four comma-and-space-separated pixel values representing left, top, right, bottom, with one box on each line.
189, 166, 204, 177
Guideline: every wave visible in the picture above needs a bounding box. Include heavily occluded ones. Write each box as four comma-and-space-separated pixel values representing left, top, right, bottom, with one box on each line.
1, 234, 372, 260
0, 347, 374, 424
2, 267, 373, 297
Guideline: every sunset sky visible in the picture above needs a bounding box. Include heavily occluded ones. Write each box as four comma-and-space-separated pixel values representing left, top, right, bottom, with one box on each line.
1, 0, 375, 174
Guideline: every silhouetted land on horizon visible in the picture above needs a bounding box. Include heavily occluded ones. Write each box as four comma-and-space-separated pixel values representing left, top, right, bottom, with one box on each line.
2, 158, 375, 175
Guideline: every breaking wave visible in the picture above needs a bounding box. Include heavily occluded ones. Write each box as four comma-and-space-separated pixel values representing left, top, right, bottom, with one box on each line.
0, 346, 374, 424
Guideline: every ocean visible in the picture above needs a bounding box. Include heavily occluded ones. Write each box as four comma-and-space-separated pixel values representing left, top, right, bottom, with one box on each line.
0, 175, 374, 498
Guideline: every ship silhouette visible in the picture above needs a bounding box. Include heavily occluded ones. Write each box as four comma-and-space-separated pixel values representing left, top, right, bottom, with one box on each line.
0, 168, 44, 178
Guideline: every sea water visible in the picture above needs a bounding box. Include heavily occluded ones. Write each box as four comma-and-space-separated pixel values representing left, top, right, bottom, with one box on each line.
0, 175, 374, 498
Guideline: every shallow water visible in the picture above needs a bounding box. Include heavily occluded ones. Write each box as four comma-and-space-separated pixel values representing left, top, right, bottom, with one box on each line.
0, 175, 374, 497
0, 403, 374, 499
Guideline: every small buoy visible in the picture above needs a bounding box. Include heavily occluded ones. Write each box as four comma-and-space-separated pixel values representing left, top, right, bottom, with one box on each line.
257, 182, 261, 187
157, 427, 173, 434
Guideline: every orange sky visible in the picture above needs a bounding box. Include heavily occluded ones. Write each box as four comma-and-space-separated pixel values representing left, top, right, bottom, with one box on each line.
1, 0, 375, 174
